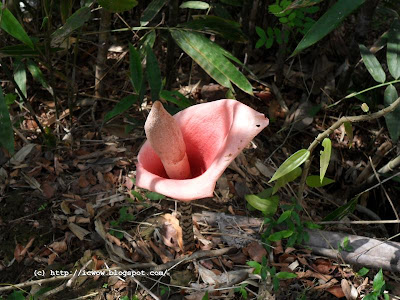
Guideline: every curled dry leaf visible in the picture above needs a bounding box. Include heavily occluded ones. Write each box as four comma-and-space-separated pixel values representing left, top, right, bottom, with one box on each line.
49, 240, 67, 254
160, 213, 183, 252
14, 237, 35, 262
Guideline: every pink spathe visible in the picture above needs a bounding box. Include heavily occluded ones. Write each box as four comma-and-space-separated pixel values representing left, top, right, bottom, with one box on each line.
136, 99, 269, 201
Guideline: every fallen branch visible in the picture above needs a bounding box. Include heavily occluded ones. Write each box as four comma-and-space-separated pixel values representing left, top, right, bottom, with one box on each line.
195, 211, 400, 273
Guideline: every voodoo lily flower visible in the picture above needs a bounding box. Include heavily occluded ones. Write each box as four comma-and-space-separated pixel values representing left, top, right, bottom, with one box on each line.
136, 99, 269, 201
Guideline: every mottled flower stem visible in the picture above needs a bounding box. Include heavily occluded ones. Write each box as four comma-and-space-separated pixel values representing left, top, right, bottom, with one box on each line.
179, 201, 195, 251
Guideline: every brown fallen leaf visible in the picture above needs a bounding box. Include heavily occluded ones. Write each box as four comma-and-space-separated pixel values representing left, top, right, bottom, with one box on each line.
245, 241, 267, 263
78, 174, 90, 188
49, 240, 67, 254
326, 285, 345, 298
14, 237, 35, 262
160, 213, 183, 252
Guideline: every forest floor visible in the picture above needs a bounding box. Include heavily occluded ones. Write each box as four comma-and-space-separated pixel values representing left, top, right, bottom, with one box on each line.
1, 29, 400, 300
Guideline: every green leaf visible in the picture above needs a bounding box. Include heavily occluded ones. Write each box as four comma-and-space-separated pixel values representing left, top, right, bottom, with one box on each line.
26, 59, 54, 96
6, 290, 25, 300
276, 272, 297, 279
268, 230, 293, 241
359, 44, 386, 83
140, 0, 167, 26
146, 45, 162, 101
306, 175, 334, 188
51, 7, 91, 46
13, 57, 27, 99
180, 1, 210, 9
304, 221, 321, 229
357, 267, 370, 277
170, 29, 253, 95
104, 95, 138, 122
273, 166, 302, 194
182, 16, 247, 43
256, 26, 267, 40
129, 44, 143, 94
387, 19, 400, 79
5, 93, 17, 107
277, 210, 292, 224
0, 87, 14, 154
268, 4, 282, 14
291, 0, 365, 57
98, 0, 138, 12
373, 269, 385, 292
245, 194, 279, 215
323, 196, 358, 221
145, 191, 165, 200
247, 261, 261, 274
320, 138, 331, 182
131, 190, 144, 201
255, 39, 265, 49
384, 84, 400, 142
344, 121, 353, 147
270, 149, 310, 182
160, 90, 191, 109
0, 3, 33, 49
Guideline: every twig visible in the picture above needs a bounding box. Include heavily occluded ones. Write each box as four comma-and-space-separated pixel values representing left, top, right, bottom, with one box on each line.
297, 96, 400, 201
130, 276, 160, 300
369, 156, 400, 231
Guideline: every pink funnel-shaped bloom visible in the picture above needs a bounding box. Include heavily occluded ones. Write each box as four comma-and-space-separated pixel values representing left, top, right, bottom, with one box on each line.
136, 99, 269, 201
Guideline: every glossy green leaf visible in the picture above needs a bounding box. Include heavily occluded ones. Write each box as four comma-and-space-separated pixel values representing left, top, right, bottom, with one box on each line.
273, 166, 302, 194
13, 57, 27, 99
51, 7, 91, 46
140, 0, 167, 26
98, 0, 138, 12
180, 1, 209, 9
291, 0, 365, 57
0, 3, 33, 49
323, 197, 358, 221
171, 30, 252, 95
276, 272, 297, 279
146, 45, 162, 101
146, 191, 165, 200
256, 26, 267, 40
344, 121, 353, 147
129, 44, 142, 94
104, 95, 138, 122
270, 149, 310, 182
183, 16, 247, 43
320, 138, 331, 182
26, 59, 54, 96
384, 84, 400, 142
372, 269, 385, 292
306, 175, 334, 188
268, 230, 293, 241
0, 87, 14, 154
387, 19, 400, 79
357, 267, 369, 277
160, 90, 191, 109
359, 44, 386, 83
277, 210, 292, 224
245, 194, 279, 215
